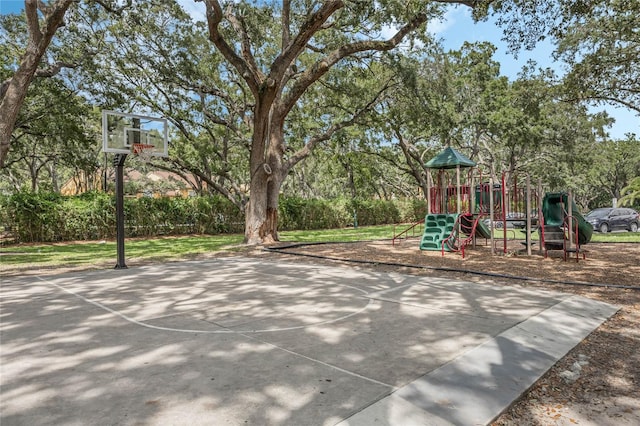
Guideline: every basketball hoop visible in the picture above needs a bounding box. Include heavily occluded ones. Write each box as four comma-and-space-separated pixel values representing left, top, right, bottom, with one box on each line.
133, 143, 155, 162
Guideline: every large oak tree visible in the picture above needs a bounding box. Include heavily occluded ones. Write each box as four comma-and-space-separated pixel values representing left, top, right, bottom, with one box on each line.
202, 0, 481, 244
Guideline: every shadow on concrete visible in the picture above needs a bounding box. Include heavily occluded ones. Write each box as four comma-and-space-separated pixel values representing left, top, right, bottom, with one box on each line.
0, 257, 613, 425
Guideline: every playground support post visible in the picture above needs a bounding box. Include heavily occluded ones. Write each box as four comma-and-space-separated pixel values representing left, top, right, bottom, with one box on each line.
538, 179, 543, 253
502, 173, 507, 254
456, 165, 461, 215
526, 175, 532, 256
469, 171, 476, 215
490, 175, 495, 255
441, 170, 446, 213
470, 172, 476, 248
426, 170, 432, 214
456, 165, 461, 236
567, 191, 573, 250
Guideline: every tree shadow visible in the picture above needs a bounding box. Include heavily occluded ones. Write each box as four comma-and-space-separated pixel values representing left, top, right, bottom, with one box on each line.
0, 257, 590, 425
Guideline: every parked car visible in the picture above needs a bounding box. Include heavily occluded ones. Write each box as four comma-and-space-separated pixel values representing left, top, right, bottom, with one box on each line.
482, 212, 538, 229
510, 211, 539, 229
585, 207, 640, 233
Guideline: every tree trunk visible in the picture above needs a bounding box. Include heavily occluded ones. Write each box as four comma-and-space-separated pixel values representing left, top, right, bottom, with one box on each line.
244, 173, 269, 244
244, 160, 285, 245
346, 160, 357, 199
29, 160, 38, 192
265, 172, 284, 242
244, 112, 287, 245
244, 98, 272, 244
202, 0, 468, 245
0, 57, 40, 167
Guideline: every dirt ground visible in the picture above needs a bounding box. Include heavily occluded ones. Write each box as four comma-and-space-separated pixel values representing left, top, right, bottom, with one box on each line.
257, 238, 640, 425
3, 237, 639, 425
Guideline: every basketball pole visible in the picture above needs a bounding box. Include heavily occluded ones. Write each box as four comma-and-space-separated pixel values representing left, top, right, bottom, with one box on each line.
103, 109, 168, 269
114, 153, 128, 269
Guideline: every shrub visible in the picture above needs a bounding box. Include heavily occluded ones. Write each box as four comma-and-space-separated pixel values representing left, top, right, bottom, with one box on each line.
1, 191, 64, 242
1, 192, 425, 243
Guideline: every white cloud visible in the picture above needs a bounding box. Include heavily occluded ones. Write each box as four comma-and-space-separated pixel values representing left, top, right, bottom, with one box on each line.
377, 5, 470, 48
380, 24, 396, 40
428, 6, 470, 36
176, 0, 207, 23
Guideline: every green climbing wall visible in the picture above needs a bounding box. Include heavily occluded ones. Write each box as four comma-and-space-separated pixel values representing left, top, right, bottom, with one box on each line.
420, 214, 459, 251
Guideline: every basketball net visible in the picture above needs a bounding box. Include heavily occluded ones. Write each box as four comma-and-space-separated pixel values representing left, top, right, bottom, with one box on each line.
132, 143, 155, 162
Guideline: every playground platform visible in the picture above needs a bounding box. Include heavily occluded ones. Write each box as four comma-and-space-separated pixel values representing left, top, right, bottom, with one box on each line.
0, 257, 618, 425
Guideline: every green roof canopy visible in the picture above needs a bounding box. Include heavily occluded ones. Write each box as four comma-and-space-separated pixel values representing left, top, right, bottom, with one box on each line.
424, 146, 476, 169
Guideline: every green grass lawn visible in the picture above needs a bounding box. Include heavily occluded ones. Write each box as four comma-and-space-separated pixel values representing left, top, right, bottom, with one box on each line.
589, 231, 640, 243
281, 224, 400, 242
0, 234, 245, 269
0, 224, 399, 270
1, 223, 637, 270
491, 228, 640, 243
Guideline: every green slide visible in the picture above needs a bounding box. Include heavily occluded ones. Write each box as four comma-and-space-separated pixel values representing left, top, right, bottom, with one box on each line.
460, 214, 492, 239
542, 192, 593, 245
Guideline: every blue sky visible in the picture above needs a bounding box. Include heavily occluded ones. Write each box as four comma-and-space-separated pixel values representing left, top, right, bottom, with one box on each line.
0, 1, 22, 14
1, 1, 637, 139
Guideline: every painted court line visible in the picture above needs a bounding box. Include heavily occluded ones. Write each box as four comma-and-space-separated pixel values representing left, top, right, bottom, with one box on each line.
238, 330, 396, 389
33, 274, 394, 389
35, 275, 374, 334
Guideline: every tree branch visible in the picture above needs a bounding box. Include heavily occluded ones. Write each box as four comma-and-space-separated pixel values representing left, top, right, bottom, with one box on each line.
271, 0, 344, 86
434, 0, 482, 7
281, 0, 291, 49
281, 11, 427, 117
561, 95, 640, 114
225, 6, 263, 83
165, 157, 247, 211
34, 60, 78, 77
25, 0, 43, 44
92, 0, 133, 14
203, 0, 260, 96
284, 79, 390, 171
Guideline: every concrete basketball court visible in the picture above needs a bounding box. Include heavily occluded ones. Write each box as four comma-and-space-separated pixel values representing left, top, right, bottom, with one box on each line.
0, 257, 618, 425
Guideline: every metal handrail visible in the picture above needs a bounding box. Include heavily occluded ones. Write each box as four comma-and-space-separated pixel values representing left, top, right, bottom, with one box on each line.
562, 213, 584, 262
392, 219, 424, 246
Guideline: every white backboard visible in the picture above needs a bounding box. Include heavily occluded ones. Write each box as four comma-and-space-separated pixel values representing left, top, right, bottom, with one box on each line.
102, 110, 168, 157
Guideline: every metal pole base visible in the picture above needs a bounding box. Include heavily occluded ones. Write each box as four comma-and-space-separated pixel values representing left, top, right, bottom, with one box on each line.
114, 153, 128, 270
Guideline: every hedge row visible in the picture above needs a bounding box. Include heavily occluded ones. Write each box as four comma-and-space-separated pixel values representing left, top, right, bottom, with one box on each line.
0, 191, 426, 243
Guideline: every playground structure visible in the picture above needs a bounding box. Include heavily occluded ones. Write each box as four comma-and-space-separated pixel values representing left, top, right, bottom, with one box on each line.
392, 147, 593, 261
